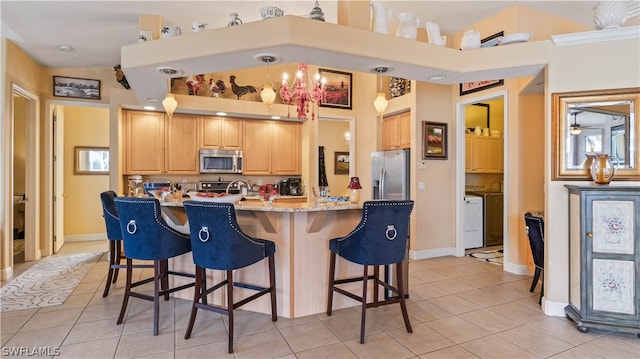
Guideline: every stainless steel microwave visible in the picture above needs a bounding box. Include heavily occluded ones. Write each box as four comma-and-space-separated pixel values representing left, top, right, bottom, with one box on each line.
199, 149, 243, 174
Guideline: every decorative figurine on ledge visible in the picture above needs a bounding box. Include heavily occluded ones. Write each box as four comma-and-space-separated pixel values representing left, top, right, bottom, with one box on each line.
209, 79, 226, 98
114, 64, 130, 89
186, 74, 205, 95
229, 75, 257, 99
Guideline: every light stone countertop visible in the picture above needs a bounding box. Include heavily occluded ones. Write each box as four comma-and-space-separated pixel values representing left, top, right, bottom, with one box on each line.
160, 199, 362, 212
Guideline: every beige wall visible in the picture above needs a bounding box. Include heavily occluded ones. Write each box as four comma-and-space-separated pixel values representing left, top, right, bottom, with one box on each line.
63, 106, 110, 236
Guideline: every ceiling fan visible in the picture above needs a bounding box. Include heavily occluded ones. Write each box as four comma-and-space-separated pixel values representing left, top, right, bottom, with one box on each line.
569, 110, 584, 135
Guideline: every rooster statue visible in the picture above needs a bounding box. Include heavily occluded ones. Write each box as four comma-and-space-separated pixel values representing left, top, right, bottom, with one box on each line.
113, 64, 130, 89
186, 74, 205, 95
209, 79, 226, 98
229, 75, 257, 99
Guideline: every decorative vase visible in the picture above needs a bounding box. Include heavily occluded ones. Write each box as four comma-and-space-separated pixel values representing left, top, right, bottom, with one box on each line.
371, 1, 391, 34
227, 12, 242, 27
593, 0, 628, 30
590, 153, 615, 185
396, 12, 419, 40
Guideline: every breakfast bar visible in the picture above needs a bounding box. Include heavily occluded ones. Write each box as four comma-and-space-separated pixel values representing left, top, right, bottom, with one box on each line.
162, 200, 366, 318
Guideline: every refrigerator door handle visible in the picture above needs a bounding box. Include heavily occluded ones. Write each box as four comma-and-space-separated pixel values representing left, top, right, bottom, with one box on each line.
379, 169, 386, 199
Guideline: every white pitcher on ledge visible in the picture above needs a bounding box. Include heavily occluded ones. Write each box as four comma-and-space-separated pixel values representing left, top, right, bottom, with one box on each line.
396, 12, 419, 40
371, 1, 391, 34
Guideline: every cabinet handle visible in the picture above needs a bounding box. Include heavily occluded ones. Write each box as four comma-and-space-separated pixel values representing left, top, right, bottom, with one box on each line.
586, 232, 593, 237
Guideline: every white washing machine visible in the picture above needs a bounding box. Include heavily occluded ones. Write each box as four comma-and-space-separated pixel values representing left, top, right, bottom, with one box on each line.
463, 195, 484, 249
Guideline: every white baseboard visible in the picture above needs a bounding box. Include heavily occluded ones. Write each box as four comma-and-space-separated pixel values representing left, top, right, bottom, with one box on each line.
65, 233, 107, 242
1, 266, 13, 281
543, 298, 568, 317
503, 262, 530, 275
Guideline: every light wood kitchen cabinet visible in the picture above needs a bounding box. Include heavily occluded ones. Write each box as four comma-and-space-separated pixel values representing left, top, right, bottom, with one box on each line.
382, 112, 410, 150
200, 116, 243, 149
485, 137, 503, 173
243, 119, 301, 175
165, 113, 199, 174
123, 110, 199, 175
564, 185, 640, 337
124, 111, 165, 174
465, 135, 503, 173
271, 121, 301, 174
243, 120, 272, 174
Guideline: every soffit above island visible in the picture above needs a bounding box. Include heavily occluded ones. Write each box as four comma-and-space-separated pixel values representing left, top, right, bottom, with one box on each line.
121, 15, 639, 108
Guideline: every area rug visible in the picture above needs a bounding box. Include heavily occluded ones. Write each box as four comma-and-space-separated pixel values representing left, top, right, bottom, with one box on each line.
0, 251, 104, 312
467, 248, 503, 266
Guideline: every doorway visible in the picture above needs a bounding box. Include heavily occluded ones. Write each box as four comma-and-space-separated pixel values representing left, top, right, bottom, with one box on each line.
4, 85, 40, 281
456, 91, 508, 267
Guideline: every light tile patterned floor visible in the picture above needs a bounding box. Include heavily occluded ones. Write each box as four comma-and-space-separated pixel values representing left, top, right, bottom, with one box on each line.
1, 240, 639, 358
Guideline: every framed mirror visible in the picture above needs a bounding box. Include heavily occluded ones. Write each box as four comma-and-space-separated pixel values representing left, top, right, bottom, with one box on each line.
552, 88, 639, 180
74, 146, 109, 175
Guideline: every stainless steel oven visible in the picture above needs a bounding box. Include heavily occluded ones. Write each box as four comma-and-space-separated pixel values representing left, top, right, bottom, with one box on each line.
199, 149, 243, 174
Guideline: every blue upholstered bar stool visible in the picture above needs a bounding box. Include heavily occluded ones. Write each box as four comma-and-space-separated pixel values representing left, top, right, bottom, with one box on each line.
524, 212, 545, 304
113, 197, 195, 336
182, 201, 277, 354
327, 200, 414, 344
99, 190, 127, 297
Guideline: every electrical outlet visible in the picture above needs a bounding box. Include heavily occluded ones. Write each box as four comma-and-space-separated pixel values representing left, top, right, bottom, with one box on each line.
257, 179, 263, 185
418, 182, 426, 190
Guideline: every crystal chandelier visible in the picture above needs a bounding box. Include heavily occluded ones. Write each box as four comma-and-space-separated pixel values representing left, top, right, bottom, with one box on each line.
280, 63, 326, 120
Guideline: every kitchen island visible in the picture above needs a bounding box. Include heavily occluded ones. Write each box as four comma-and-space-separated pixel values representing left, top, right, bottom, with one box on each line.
161, 200, 366, 318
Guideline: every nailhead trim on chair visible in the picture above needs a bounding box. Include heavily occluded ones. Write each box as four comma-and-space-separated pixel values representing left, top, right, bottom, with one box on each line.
184, 202, 268, 253
336, 201, 413, 243
123, 198, 190, 239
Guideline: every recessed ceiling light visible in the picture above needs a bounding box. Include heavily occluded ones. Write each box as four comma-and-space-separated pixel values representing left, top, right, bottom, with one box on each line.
428, 74, 447, 80
143, 106, 156, 110
216, 112, 227, 116
57, 45, 73, 52
157, 66, 182, 76
144, 97, 160, 102
271, 116, 281, 120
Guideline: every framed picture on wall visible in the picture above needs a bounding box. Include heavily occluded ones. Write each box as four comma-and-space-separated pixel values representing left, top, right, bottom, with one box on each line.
423, 121, 448, 160
334, 151, 350, 174
319, 69, 352, 110
53, 76, 101, 100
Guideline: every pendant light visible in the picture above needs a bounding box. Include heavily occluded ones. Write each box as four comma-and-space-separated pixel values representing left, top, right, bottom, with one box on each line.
372, 67, 389, 118
158, 67, 180, 118
259, 55, 277, 111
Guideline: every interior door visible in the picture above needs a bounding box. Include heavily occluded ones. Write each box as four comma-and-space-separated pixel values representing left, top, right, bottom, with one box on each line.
53, 106, 64, 252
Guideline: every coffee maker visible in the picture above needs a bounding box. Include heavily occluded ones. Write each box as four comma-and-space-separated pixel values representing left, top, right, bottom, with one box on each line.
278, 179, 290, 196
288, 178, 303, 196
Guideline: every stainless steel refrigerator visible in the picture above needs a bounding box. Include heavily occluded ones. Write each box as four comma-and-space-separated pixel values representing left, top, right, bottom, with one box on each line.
371, 149, 410, 298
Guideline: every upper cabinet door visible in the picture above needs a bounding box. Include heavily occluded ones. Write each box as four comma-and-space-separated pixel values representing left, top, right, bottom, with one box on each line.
124, 111, 165, 174
201, 116, 243, 149
382, 112, 411, 150
271, 121, 301, 174
165, 113, 199, 174
243, 119, 272, 174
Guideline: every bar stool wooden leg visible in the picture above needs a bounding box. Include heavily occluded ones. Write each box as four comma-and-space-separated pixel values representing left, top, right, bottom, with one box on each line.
113, 240, 122, 283
103, 241, 117, 297
269, 254, 278, 321
184, 266, 203, 340
327, 252, 336, 316
227, 269, 234, 353
397, 262, 412, 334
360, 265, 368, 344
117, 258, 133, 325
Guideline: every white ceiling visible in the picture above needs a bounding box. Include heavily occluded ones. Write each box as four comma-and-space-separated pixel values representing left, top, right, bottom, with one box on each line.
2, 1, 638, 69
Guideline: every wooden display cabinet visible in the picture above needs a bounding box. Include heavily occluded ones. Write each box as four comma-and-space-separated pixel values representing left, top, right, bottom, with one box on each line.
565, 185, 640, 337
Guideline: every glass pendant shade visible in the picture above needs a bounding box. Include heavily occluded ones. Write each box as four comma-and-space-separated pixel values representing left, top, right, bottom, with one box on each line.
260, 83, 276, 111
570, 126, 582, 135
373, 92, 388, 116
162, 93, 178, 118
